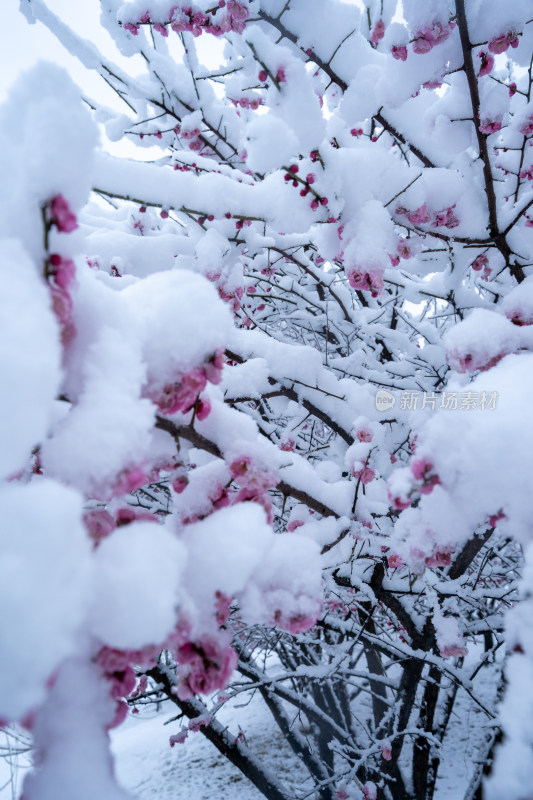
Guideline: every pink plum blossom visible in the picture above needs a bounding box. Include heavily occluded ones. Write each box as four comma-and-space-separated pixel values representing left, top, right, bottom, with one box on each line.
471, 254, 489, 271
388, 553, 405, 569
411, 457, 440, 494
363, 782, 377, 800
412, 21, 454, 54
49, 194, 78, 232
83, 509, 115, 544
381, 740, 392, 760
488, 31, 519, 54
391, 45, 408, 61
478, 51, 494, 77
371, 20, 385, 46
169, 729, 188, 746
352, 466, 375, 484
347, 267, 385, 297
479, 119, 502, 135
177, 636, 237, 699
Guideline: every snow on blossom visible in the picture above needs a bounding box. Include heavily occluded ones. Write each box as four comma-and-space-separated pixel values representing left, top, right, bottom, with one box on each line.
362, 782, 377, 800
433, 613, 468, 659
169, 729, 188, 746
124, 270, 233, 400
381, 739, 392, 760
444, 309, 520, 373
41, 323, 155, 499
245, 114, 300, 173
89, 521, 185, 650
501, 276, 533, 326
241, 533, 323, 633
392, 353, 533, 565
180, 503, 273, 623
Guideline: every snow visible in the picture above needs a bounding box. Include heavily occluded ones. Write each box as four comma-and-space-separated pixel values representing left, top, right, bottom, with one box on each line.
3, 1, 533, 798
0, 240, 61, 481
245, 114, 299, 173
22, 658, 132, 800
90, 521, 185, 650
0, 481, 89, 722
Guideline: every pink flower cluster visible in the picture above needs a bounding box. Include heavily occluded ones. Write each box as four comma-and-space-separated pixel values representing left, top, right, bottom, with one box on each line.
470, 253, 492, 279
83, 508, 116, 544
149, 350, 224, 418
169, 729, 189, 746
282, 163, 327, 209
346, 266, 385, 297
488, 30, 520, 54
229, 455, 278, 522
471, 253, 488, 272
479, 118, 502, 135
388, 457, 440, 511
49, 194, 78, 233
439, 641, 468, 658
83, 504, 160, 545
218, 283, 244, 313
123, 2, 249, 38
396, 202, 459, 229
412, 20, 454, 54
272, 606, 321, 635
231, 96, 263, 110
425, 545, 453, 568
46, 197, 78, 347
391, 44, 408, 61
351, 464, 375, 484
49, 284, 75, 346
176, 635, 237, 699
408, 542, 455, 575
411, 457, 441, 494
371, 20, 385, 46
97, 645, 163, 729
258, 67, 286, 83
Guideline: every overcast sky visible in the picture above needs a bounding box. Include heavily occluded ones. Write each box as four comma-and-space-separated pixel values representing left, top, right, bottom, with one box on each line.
4, 2, 102, 99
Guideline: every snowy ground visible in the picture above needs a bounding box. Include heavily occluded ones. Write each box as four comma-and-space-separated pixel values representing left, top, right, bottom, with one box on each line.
0, 662, 499, 800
